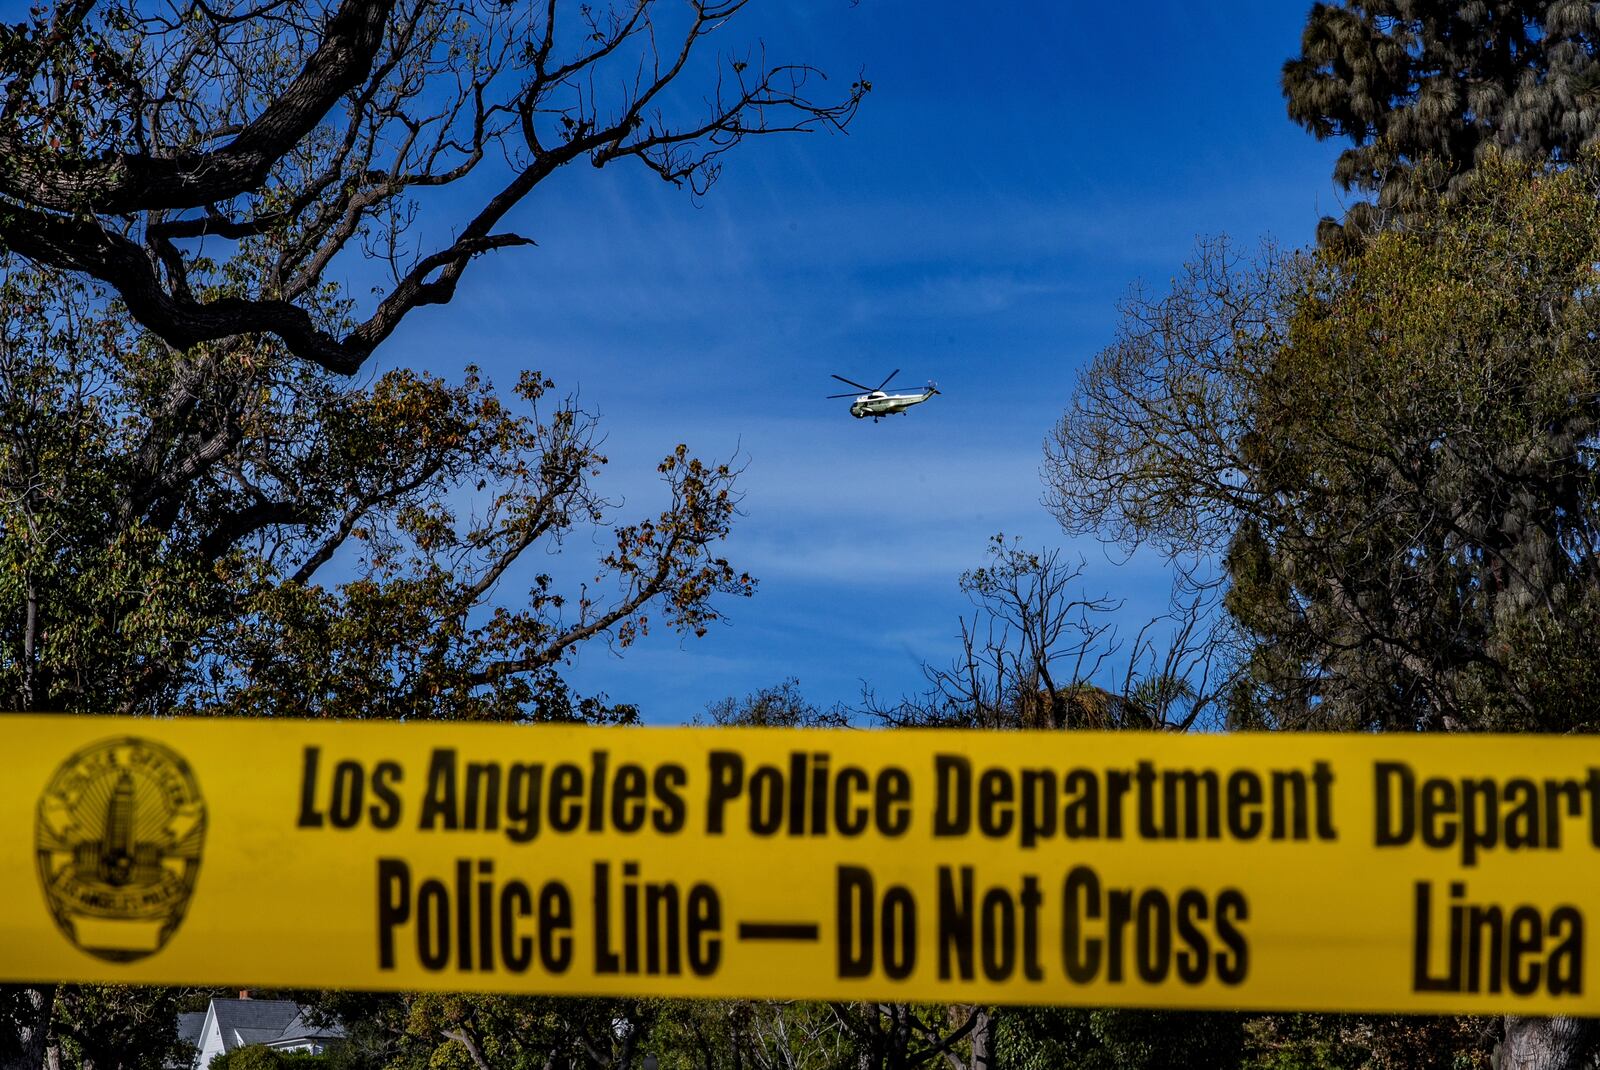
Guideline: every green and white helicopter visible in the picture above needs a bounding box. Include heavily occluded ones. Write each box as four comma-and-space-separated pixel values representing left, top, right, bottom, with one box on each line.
828, 370, 939, 421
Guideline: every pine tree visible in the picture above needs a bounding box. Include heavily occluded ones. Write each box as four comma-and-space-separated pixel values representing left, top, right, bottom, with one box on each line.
1285, 1, 1600, 236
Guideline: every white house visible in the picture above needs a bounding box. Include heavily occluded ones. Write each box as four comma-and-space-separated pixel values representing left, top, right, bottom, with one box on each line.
178, 994, 344, 1069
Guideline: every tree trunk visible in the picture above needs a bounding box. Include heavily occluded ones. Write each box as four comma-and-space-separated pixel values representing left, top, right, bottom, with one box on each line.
967, 1008, 991, 1070
886, 1004, 911, 1070
1498, 1017, 1595, 1070
0, 984, 54, 1070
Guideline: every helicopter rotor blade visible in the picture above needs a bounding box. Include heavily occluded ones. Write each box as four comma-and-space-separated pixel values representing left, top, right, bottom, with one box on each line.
826, 391, 864, 399
831, 373, 874, 392
873, 368, 901, 392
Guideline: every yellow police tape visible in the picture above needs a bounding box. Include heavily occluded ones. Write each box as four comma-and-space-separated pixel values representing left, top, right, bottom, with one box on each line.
7, 715, 1600, 1012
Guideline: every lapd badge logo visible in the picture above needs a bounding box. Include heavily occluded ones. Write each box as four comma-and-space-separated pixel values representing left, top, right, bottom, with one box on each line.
35, 737, 205, 961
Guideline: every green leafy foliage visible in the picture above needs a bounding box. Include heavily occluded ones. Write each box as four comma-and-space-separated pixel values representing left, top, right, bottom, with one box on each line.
210, 1045, 328, 1070
210, 1048, 282, 1070
1284, 0, 1600, 236
995, 1006, 1244, 1070
1234, 155, 1600, 730
0, 255, 751, 722
1051, 155, 1600, 732
307, 990, 673, 1070
33, 985, 198, 1070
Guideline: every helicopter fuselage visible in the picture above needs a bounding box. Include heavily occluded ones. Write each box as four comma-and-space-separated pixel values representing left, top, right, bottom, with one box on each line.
849, 387, 939, 420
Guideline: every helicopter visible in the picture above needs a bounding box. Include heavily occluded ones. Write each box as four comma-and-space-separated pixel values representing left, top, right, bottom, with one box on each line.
828, 370, 939, 421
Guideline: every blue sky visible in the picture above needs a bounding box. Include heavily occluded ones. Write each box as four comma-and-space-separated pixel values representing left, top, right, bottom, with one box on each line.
373, 1, 1350, 721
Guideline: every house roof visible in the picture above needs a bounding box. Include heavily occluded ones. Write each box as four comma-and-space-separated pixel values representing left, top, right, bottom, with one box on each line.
166, 1013, 209, 1070
176, 1012, 207, 1048
270, 1008, 341, 1046
207, 999, 344, 1054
